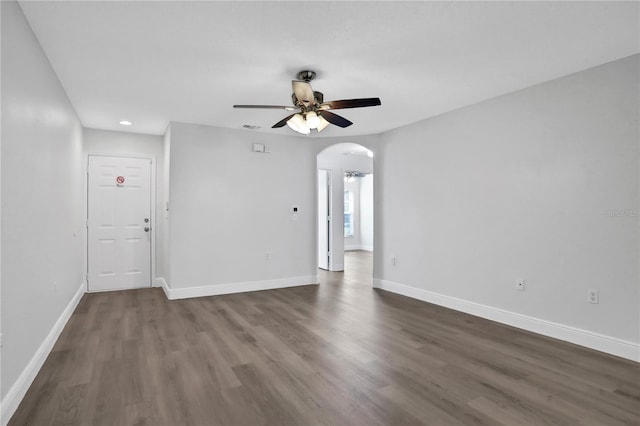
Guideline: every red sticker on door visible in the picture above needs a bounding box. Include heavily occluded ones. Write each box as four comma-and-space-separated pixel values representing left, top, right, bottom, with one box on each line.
116, 176, 125, 185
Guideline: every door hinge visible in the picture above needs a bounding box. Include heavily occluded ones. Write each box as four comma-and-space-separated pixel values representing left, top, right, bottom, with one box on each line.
327, 216, 331, 222
327, 251, 331, 257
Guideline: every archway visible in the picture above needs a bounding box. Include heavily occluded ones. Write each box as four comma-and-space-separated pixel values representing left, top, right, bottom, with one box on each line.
316, 143, 374, 277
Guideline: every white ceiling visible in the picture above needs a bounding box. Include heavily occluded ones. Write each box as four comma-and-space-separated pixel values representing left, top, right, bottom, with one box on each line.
19, 1, 639, 137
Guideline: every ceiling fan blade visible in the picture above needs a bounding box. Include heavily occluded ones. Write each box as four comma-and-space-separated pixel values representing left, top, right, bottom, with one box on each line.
271, 113, 296, 128
320, 97, 381, 110
318, 110, 353, 128
292, 80, 315, 104
234, 104, 299, 111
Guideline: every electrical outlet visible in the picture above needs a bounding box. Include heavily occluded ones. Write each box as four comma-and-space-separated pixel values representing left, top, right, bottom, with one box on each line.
515, 279, 525, 291
391, 257, 396, 266
588, 289, 599, 304
265, 252, 271, 261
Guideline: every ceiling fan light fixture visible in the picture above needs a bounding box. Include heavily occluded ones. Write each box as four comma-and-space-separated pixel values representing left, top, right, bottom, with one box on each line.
316, 115, 330, 132
305, 111, 320, 129
287, 113, 310, 135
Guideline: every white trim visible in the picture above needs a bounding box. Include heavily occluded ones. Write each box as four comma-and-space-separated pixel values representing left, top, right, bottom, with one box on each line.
0, 282, 85, 426
153, 277, 163, 288
157, 277, 171, 299
86, 285, 149, 294
372, 278, 640, 362
162, 275, 319, 301
345, 245, 373, 252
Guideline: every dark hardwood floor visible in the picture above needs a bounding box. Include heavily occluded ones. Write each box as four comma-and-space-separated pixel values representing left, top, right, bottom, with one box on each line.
10, 250, 640, 425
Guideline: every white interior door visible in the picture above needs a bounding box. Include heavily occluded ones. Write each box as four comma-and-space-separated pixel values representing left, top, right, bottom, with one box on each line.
88, 155, 151, 291
318, 170, 331, 270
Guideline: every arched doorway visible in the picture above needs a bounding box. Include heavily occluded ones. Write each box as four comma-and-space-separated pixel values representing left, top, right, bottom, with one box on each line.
316, 143, 374, 278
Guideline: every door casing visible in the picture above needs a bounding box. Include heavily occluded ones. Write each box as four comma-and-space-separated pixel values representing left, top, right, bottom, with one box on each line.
318, 169, 331, 270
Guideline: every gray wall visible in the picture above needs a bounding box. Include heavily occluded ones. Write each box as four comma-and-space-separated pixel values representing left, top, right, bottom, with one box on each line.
166, 123, 318, 290
1, 0, 84, 401
377, 55, 639, 346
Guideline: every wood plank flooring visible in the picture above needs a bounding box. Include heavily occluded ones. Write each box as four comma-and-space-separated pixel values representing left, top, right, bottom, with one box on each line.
10, 250, 640, 425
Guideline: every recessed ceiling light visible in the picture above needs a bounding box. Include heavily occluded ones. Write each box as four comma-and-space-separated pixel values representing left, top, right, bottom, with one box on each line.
119, 120, 132, 126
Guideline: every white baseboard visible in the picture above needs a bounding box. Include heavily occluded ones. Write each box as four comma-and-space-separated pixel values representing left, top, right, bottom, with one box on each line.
345, 245, 373, 252
162, 275, 320, 300
153, 277, 163, 288
372, 278, 640, 362
1, 282, 85, 426
157, 277, 170, 299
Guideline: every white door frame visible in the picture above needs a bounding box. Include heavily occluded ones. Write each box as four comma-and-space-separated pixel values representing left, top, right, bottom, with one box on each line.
86, 153, 157, 291
318, 169, 331, 270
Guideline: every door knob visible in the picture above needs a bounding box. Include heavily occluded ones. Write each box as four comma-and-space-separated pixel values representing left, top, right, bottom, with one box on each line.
144, 227, 150, 232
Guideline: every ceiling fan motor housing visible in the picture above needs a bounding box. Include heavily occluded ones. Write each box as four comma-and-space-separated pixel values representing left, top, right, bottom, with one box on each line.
297, 70, 316, 81
291, 91, 324, 109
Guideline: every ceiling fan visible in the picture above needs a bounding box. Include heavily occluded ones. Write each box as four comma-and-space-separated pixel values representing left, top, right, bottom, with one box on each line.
233, 70, 381, 134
